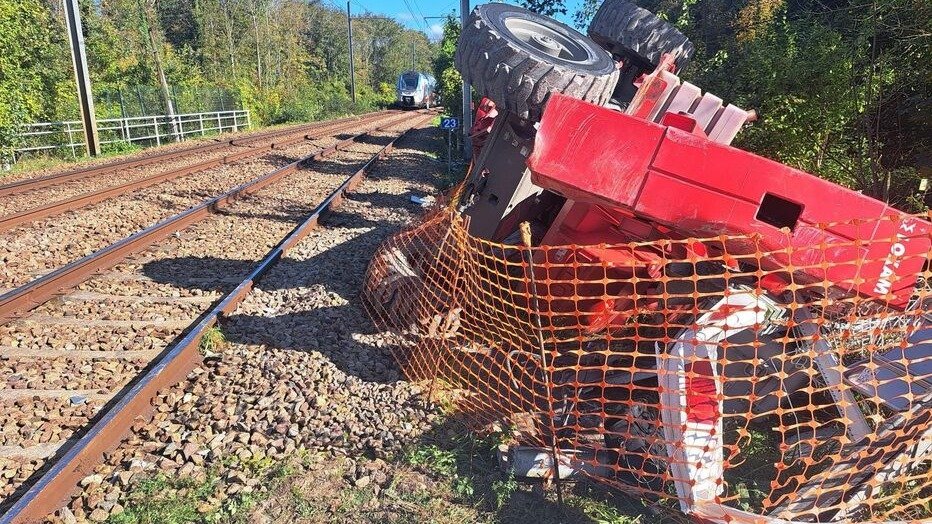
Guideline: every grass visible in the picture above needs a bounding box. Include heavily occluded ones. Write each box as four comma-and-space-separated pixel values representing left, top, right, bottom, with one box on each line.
109, 414, 691, 524
404, 443, 476, 501
114, 458, 677, 524
490, 469, 518, 509
110, 454, 298, 524
395, 420, 681, 524
425, 379, 463, 416
198, 326, 227, 355
107, 473, 218, 524
722, 427, 780, 513
246, 452, 485, 524
425, 115, 468, 191
4, 141, 144, 178
566, 486, 653, 524
869, 465, 932, 521
4, 155, 67, 174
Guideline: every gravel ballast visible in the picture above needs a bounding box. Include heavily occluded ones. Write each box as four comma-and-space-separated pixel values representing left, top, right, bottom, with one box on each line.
0, 112, 404, 291
0, 117, 435, 519
36, 122, 445, 522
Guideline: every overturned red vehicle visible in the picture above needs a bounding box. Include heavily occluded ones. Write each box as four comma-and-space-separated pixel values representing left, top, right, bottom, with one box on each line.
371, 1, 931, 522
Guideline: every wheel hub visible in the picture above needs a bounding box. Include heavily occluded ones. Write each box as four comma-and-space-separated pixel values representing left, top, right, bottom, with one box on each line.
529, 34, 561, 57
503, 17, 590, 62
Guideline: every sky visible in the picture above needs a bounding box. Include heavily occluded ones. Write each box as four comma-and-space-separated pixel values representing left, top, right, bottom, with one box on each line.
342, 0, 587, 41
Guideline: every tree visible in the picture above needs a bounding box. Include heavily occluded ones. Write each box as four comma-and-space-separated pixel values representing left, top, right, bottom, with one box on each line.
304, 3, 349, 81
676, 0, 930, 210
0, 0, 441, 157
157, 0, 199, 52
521, 0, 567, 17
0, 0, 69, 157
137, 0, 178, 126
572, 0, 929, 210
433, 15, 462, 115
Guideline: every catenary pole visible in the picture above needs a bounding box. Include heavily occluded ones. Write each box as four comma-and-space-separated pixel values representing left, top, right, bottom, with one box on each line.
63, 0, 100, 157
347, 1, 357, 104
460, 0, 472, 160
140, 0, 181, 141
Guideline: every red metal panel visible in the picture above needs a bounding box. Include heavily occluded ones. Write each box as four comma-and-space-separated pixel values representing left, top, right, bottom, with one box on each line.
528, 93, 665, 209
632, 169, 868, 291
527, 94, 930, 307
652, 126, 889, 238
648, 124, 929, 304
855, 216, 930, 303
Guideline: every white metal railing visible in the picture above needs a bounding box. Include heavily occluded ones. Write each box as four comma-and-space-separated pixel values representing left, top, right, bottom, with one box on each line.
13, 110, 251, 161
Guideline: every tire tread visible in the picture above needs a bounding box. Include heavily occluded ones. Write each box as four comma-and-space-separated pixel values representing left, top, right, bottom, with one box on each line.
455, 6, 619, 121
587, 0, 694, 70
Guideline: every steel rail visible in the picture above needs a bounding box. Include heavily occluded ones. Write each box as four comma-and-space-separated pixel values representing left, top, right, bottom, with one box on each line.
0, 111, 434, 524
0, 111, 410, 233
0, 109, 395, 198
0, 111, 423, 326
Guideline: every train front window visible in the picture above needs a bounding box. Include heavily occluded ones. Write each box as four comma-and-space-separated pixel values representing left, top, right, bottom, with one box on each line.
401, 73, 419, 90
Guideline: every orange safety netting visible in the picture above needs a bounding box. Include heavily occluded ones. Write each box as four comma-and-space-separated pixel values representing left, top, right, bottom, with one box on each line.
362, 198, 931, 523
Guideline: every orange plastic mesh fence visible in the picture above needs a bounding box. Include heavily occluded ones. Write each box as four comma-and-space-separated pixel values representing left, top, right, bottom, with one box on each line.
362, 204, 931, 523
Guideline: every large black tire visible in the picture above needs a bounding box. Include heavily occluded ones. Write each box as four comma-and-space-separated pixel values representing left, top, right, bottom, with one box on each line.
588, 0, 694, 71
455, 3, 619, 122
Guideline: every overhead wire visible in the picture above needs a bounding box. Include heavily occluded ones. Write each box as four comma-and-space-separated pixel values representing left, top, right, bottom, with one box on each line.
322, 0, 450, 39
400, 0, 430, 32
408, 0, 429, 29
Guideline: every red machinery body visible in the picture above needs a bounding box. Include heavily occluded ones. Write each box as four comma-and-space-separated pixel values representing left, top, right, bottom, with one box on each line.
470, 97, 499, 158
528, 93, 930, 309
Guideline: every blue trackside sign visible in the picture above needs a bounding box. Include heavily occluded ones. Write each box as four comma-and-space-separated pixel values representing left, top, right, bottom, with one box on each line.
440, 117, 459, 130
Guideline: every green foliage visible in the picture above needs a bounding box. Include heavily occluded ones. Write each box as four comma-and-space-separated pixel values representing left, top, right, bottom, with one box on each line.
722, 428, 779, 513
108, 473, 218, 524
490, 469, 518, 508
404, 421, 528, 510
198, 326, 227, 355
521, 0, 568, 17
266, 81, 353, 125
440, 67, 464, 114
112, 455, 302, 524
695, 17, 859, 184
101, 140, 142, 156
646, 0, 930, 211
433, 16, 463, 116
0, 0, 70, 159
405, 444, 459, 477
403, 440, 484, 503
376, 82, 397, 106
568, 496, 646, 524
4, 139, 145, 179
400, 421, 681, 523
1, 0, 439, 159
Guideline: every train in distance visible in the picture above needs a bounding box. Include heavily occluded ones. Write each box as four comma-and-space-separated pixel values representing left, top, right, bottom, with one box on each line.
396, 70, 437, 109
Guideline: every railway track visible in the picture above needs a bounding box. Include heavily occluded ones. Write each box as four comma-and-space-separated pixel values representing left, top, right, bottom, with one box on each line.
0, 111, 436, 522
0, 110, 402, 229
0, 110, 413, 291
0, 109, 393, 200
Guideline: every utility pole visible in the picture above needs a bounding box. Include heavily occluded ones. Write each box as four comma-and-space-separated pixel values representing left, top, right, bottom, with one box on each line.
460, 0, 472, 160
411, 39, 416, 69
63, 0, 100, 157
347, 1, 356, 104
139, 0, 180, 140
